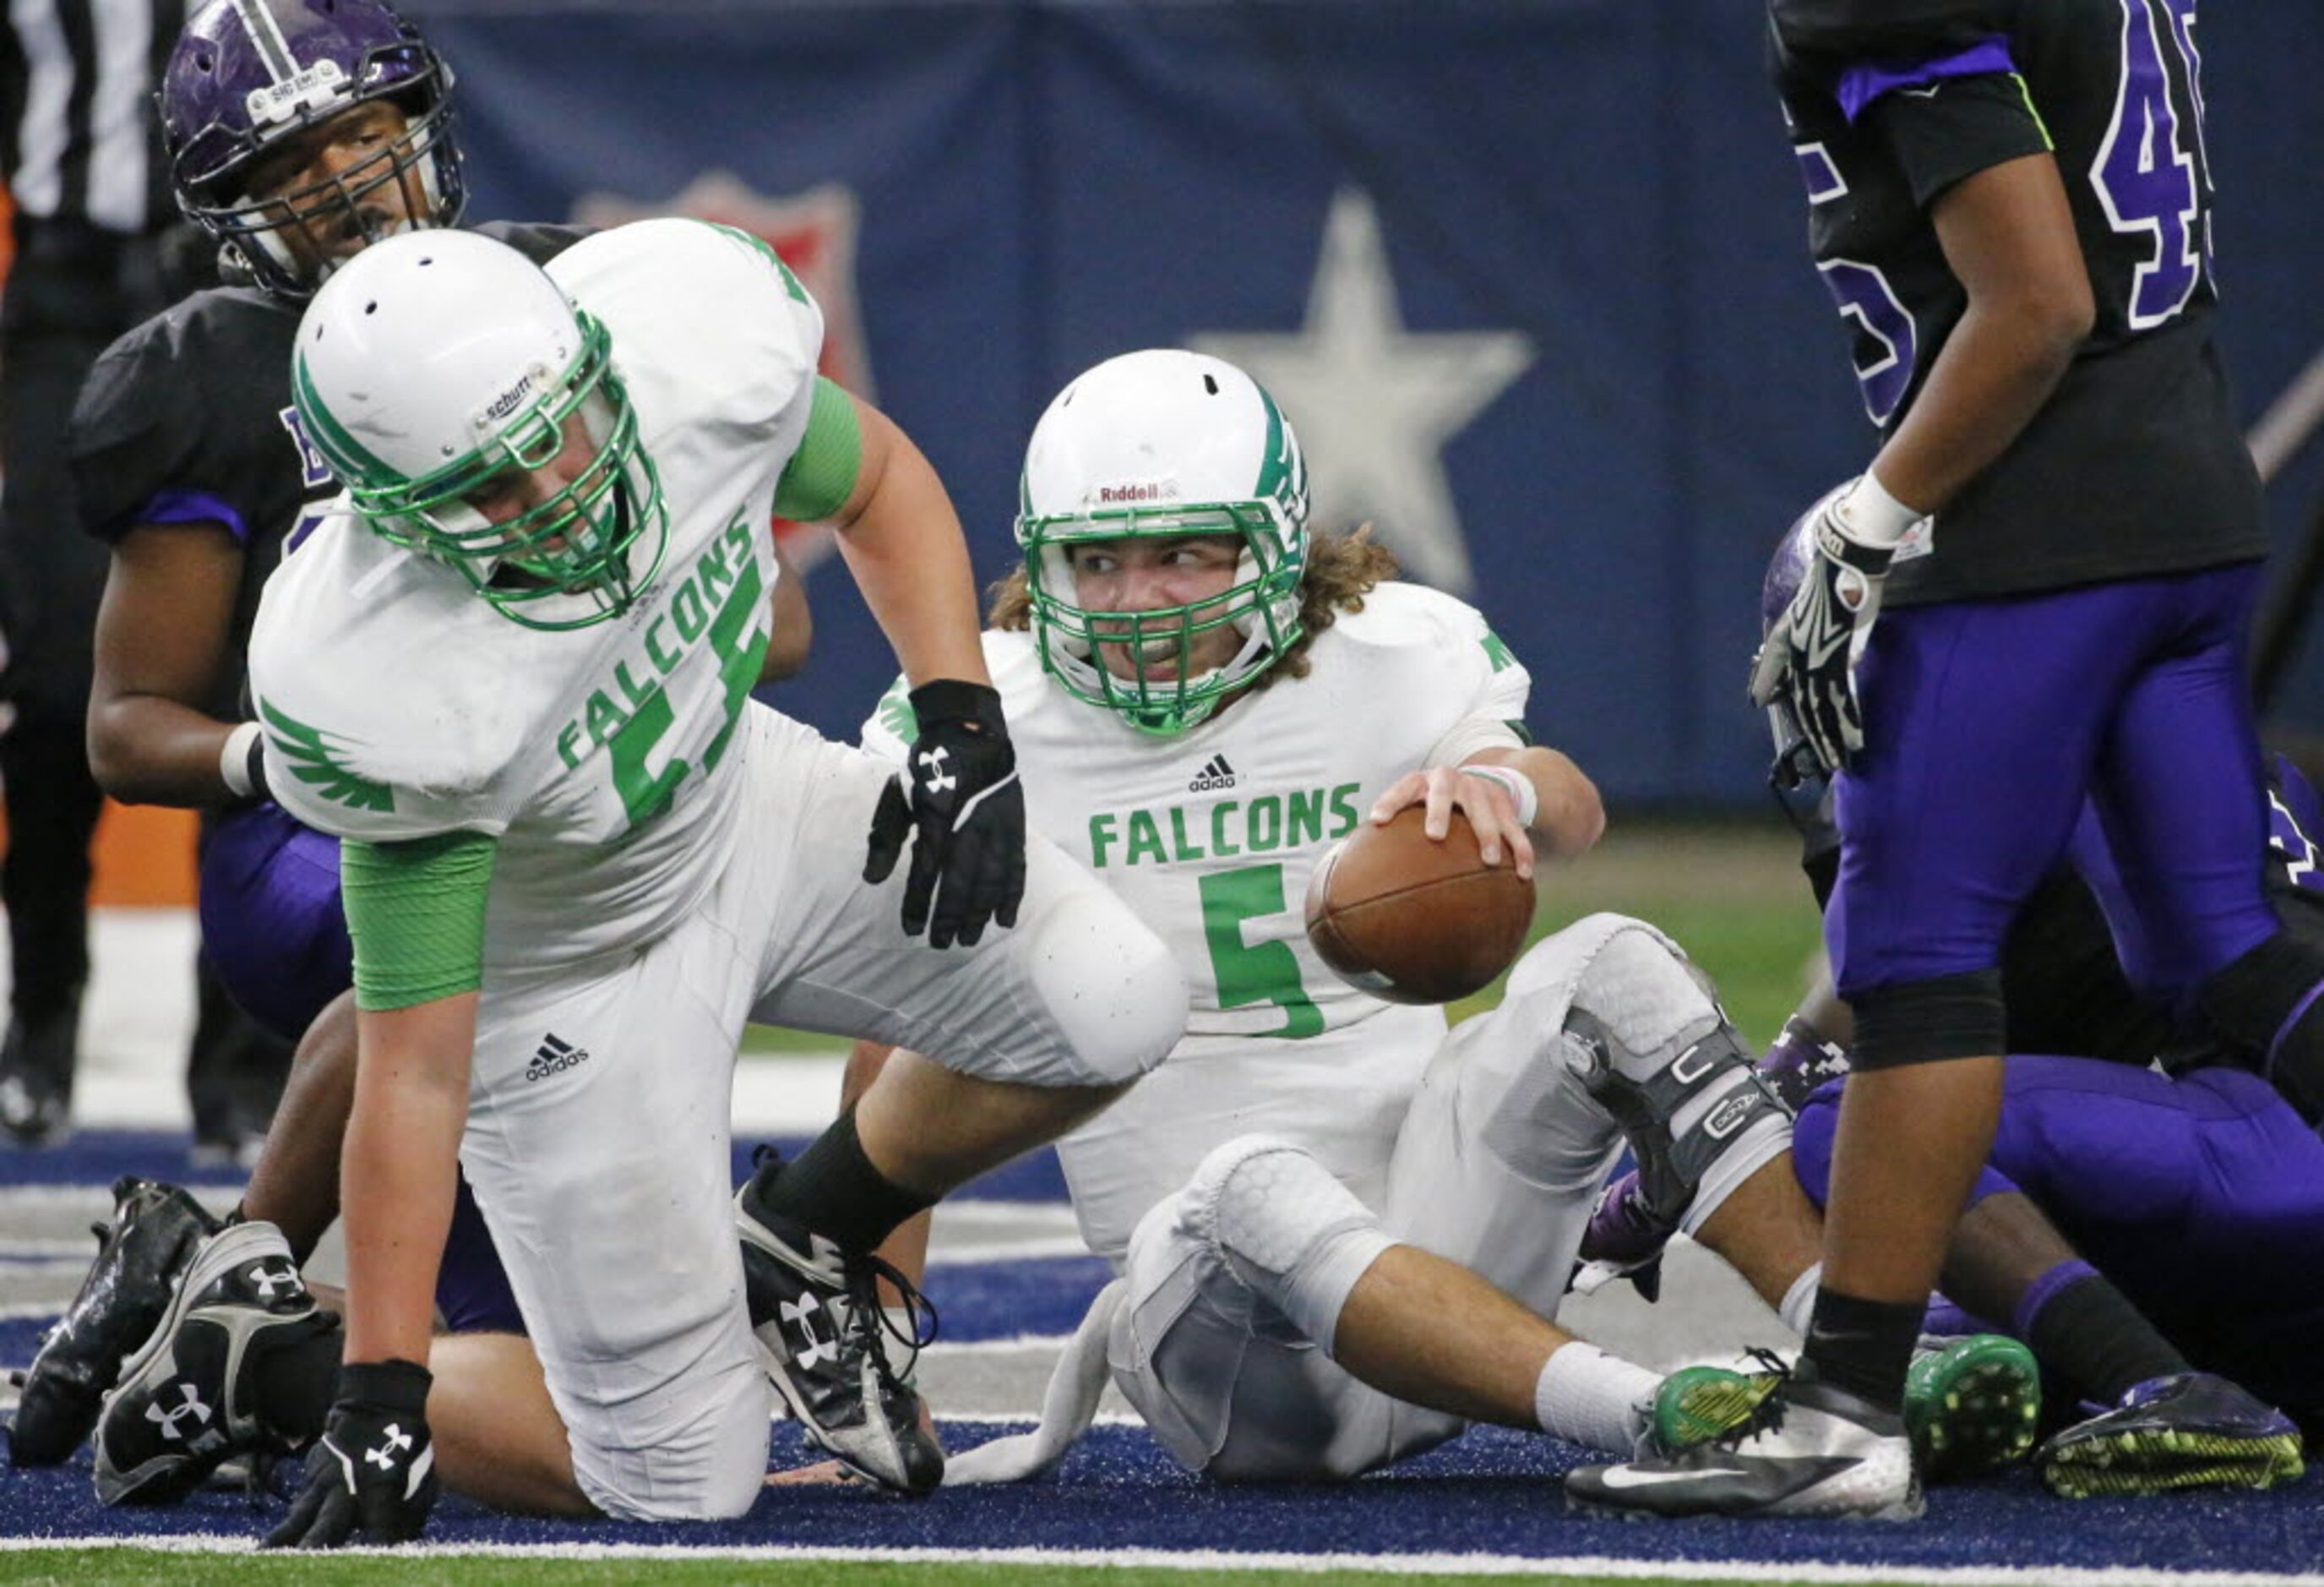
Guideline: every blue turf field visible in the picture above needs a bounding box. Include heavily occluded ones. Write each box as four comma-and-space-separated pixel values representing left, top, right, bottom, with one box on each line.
5, 1131, 2321, 1578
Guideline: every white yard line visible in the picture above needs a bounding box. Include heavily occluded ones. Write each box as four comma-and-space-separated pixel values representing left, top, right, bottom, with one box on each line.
1, 1535, 2321, 1585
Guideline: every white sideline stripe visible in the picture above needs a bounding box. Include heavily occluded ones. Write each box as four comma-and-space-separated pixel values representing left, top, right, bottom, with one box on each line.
1, 1537, 2321, 1584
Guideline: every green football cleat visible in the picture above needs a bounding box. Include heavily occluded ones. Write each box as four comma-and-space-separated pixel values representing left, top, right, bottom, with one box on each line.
1651, 1361, 1785, 1454
1904, 1333, 2042, 1480
2037, 1372, 2304, 1499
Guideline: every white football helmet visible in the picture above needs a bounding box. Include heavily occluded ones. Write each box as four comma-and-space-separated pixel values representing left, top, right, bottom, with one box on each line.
291, 228, 667, 628
1015, 349, 1309, 734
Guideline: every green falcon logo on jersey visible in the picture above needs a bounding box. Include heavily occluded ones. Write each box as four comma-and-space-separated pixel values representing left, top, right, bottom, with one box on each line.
1089, 783, 1361, 870
260, 701, 395, 813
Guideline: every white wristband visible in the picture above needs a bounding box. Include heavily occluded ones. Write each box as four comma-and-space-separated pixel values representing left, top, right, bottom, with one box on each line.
1835, 471, 1924, 550
1457, 762, 1539, 828
220, 720, 264, 799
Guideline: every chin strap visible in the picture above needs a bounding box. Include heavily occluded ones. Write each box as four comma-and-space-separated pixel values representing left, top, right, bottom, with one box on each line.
940, 1279, 1124, 1486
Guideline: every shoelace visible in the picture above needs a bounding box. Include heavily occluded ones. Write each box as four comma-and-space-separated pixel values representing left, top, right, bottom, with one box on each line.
846, 1252, 941, 1388
747, 1143, 943, 1384
1705, 1349, 1797, 1451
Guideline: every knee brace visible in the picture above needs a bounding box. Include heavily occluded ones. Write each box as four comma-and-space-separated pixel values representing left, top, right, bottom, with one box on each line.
1559, 923, 1792, 1232
1184, 1135, 1394, 1354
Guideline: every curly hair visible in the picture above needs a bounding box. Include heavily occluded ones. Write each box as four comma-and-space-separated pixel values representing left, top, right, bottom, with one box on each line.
985, 527, 1401, 695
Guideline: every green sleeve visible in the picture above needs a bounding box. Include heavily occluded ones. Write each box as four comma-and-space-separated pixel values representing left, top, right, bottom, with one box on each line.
340, 832, 498, 1012
774, 376, 863, 523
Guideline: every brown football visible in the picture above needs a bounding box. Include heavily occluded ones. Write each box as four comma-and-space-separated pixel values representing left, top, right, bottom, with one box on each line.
1304, 804, 1536, 1005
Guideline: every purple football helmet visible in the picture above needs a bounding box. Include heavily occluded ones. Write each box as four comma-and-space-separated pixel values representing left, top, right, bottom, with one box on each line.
160, 0, 465, 296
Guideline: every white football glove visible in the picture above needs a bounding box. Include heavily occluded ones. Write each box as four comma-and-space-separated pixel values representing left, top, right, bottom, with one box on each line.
1749, 477, 1919, 776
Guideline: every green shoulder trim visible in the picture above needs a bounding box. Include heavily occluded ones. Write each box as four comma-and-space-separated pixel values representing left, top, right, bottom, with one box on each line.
1479, 629, 1518, 674
341, 832, 499, 1012
261, 700, 395, 813
775, 376, 863, 523
704, 221, 810, 304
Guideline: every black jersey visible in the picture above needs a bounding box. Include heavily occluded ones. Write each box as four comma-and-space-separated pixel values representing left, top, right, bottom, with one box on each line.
69, 221, 589, 719
1769, 0, 2266, 607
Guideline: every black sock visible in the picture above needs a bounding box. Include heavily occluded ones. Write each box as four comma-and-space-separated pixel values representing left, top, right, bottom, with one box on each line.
2200, 931, 2324, 1123
2025, 1268, 2188, 1405
1801, 1287, 1925, 1411
751, 1107, 938, 1256
250, 1314, 345, 1445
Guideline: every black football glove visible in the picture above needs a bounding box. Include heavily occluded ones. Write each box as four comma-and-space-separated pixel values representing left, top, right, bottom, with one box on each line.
1749, 481, 1897, 777
863, 679, 1026, 948
264, 1360, 438, 1550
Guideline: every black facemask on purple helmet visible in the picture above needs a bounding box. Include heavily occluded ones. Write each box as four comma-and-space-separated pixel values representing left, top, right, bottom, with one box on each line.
161, 0, 466, 297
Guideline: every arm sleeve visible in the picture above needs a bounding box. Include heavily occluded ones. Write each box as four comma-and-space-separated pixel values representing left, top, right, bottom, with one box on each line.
775, 377, 864, 522
340, 832, 498, 1012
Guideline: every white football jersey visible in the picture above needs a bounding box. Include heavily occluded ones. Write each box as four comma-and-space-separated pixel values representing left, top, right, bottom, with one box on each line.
249, 219, 820, 972
863, 580, 1533, 1258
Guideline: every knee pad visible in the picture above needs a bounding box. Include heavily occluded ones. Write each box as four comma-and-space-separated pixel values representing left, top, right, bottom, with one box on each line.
1559, 921, 1792, 1231
1183, 1135, 1394, 1353
1025, 888, 1189, 1084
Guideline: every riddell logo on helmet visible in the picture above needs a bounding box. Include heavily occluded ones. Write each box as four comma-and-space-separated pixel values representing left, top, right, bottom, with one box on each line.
1097, 482, 1173, 504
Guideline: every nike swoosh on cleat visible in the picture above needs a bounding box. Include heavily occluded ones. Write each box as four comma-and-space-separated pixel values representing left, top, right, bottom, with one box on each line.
1594, 1462, 1744, 1489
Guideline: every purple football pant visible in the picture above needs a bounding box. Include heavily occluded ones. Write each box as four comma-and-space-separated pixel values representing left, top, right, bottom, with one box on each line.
1829, 562, 2278, 1001
199, 800, 522, 1335
1793, 1057, 2324, 1420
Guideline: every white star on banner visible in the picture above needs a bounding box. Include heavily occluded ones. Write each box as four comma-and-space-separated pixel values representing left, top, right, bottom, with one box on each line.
1192, 188, 1533, 593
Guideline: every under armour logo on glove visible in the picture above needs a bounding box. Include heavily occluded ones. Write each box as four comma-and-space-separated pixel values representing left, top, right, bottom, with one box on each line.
1749, 481, 1900, 777
916, 746, 958, 795
864, 679, 1027, 948
365, 1425, 416, 1470
265, 1360, 438, 1550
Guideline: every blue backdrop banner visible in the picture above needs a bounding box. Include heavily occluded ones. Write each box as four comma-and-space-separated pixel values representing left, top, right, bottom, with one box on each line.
410, 0, 2324, 806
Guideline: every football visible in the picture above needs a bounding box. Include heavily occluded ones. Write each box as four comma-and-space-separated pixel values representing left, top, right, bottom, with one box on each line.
1304, 804, 1535, 1005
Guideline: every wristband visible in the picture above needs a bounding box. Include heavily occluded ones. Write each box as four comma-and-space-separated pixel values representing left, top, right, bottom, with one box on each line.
1457, 762, 1539, 827
1833, 472, 1924, 550
220, 720, 267, 799
338, 1358, 433, 1415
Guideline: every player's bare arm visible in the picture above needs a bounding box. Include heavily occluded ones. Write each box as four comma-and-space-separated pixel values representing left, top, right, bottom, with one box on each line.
758, 536, 814, 683
342, 990, 473, 1366
1366, 747, 1603, 881
828, 394, 989, 690
1868, 151, 2093, 515
87, 522, 251, 805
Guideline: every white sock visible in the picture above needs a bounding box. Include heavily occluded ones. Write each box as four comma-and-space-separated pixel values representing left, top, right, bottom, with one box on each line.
1779, 1263, 1822, 1338
1534, 1341, 1663, 1454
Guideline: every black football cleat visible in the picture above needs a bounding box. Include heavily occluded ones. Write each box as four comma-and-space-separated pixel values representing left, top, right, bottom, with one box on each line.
1568, 1367, 1923, 1520
2038, 1372, 2304, 1498
9, 1176, 221, 1466
735, 1153, 943, 1494
93, 1220, 334, 1506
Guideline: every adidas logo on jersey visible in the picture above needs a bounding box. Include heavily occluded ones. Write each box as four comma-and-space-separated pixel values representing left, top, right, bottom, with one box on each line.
525, 1033, 591, 1083
1188, 754, 1238, 793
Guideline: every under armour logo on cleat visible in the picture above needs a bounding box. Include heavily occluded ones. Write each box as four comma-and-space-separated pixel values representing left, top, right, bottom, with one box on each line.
248, 1263, 302, 1301
146, 1382, 213, 1441
782, 1292, 838, 1371
366, 1424, 415, 1470
915, 746, 957, 795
